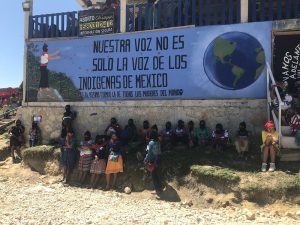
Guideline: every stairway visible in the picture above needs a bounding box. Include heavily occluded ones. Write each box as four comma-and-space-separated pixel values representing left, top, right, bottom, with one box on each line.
0, 107, 20, 132
280, 126, 300, 161
0, 119, 15, 132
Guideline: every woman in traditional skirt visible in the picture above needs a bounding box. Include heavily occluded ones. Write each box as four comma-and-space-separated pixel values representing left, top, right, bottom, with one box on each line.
105, 133, 123, 190
90, 135, 107, 189
78, 131, 94, 185
62, 128, 76, 184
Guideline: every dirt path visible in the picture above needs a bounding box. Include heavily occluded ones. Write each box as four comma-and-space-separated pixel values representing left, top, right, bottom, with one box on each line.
0, 158, 300, 225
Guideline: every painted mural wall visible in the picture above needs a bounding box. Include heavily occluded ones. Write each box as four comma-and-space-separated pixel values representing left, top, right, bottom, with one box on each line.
26, 21, 272, 102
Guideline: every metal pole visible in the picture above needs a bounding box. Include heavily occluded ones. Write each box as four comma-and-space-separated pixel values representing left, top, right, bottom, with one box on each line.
240, 0, 248, 23
22, 0, 33, 105
266, 64, 270, 121
120, 0, 127, 33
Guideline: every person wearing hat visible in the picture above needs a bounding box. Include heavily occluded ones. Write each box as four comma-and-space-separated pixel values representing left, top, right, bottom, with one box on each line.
261, 121, 279, 172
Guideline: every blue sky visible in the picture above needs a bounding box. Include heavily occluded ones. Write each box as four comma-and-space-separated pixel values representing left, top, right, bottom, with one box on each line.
0, 0, 82, 88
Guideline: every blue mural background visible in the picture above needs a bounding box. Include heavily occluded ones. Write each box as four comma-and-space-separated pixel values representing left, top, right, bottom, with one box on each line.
27, 21, 272, 102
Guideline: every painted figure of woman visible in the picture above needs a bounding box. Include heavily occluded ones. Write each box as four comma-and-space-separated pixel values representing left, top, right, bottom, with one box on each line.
39, 43, 60, 90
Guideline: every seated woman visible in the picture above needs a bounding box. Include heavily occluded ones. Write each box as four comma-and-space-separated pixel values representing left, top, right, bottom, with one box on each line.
160, 121, 174, 149
212, 123, 229, 151
187, 120, 197, 148
234, 122, 249, 158
138, 120, 151, 146
195, 120, 210, 146
261, 121, 279, 172
104, 117, 122, 137
173, 120, 188, 145
121, 118, 137, 144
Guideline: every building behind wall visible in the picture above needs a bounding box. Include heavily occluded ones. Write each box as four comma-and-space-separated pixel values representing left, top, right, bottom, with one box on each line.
19, 0, 300, 145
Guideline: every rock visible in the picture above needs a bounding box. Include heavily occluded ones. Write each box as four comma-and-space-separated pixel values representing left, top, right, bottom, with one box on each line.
0, 161, 5, 166
285, 212, 295, 219
221, 201, 230, 208
246, 212, 256, 220
181, 200, 193, 207
206, 198, 213, 203
296, 211, 300, 217
124, 187, 131, 194
187, 200, 193, 207
0, 176, 8, 182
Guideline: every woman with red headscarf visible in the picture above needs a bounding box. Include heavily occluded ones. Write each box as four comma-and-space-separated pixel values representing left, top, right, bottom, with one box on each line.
261, 121, 279, 172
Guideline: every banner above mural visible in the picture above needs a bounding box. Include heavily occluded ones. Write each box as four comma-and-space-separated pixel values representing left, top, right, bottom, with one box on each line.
26, 21, 271, 102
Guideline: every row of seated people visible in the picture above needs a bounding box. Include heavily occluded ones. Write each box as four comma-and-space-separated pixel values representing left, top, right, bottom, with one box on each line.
104, 117, 232, 151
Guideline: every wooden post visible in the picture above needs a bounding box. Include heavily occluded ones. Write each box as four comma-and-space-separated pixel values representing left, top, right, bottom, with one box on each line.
240, 0, 249, 23
120, 0, 127, 33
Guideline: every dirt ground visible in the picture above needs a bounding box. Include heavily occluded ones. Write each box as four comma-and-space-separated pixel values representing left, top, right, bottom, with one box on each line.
0, 157, 300, 225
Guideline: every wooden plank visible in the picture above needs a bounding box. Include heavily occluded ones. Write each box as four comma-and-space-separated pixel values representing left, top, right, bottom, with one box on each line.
236, 0, 241, 23
280, 153, 300, 161
277, 0, 282, 20
205, 0, 210, 25
199, 0, 203, 25
228, 0, 233, 23
260, 0, 265, 21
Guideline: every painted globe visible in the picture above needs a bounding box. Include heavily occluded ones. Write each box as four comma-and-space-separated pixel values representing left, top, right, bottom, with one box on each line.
203, 32, 266, 90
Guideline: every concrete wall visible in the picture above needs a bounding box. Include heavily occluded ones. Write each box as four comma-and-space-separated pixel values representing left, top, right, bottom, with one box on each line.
17, 99, 267, 146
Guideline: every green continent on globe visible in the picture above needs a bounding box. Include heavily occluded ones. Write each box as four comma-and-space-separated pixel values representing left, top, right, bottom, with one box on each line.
232, 65, 245, 87
213, 37, 236, 63
213, 37, 245, 87
255, 48, 266, 79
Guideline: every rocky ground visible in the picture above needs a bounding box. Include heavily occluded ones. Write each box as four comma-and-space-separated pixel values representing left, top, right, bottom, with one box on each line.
0, 159, 299, 225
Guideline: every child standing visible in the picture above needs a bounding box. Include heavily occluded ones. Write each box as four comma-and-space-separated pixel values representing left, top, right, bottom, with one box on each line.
144, 130, 164, 198
29, 122, 41, 147
78, 131, 94, 185
90, 135, 107, 189
105, 133, 123, 190
235, 122, 249, 158
62, 128, 76, 184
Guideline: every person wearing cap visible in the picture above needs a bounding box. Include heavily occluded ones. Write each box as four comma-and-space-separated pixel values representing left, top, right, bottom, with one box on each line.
261, 121, 279, 172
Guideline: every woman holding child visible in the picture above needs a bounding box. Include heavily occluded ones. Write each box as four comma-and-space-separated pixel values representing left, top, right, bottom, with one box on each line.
89, 135, 108, 189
